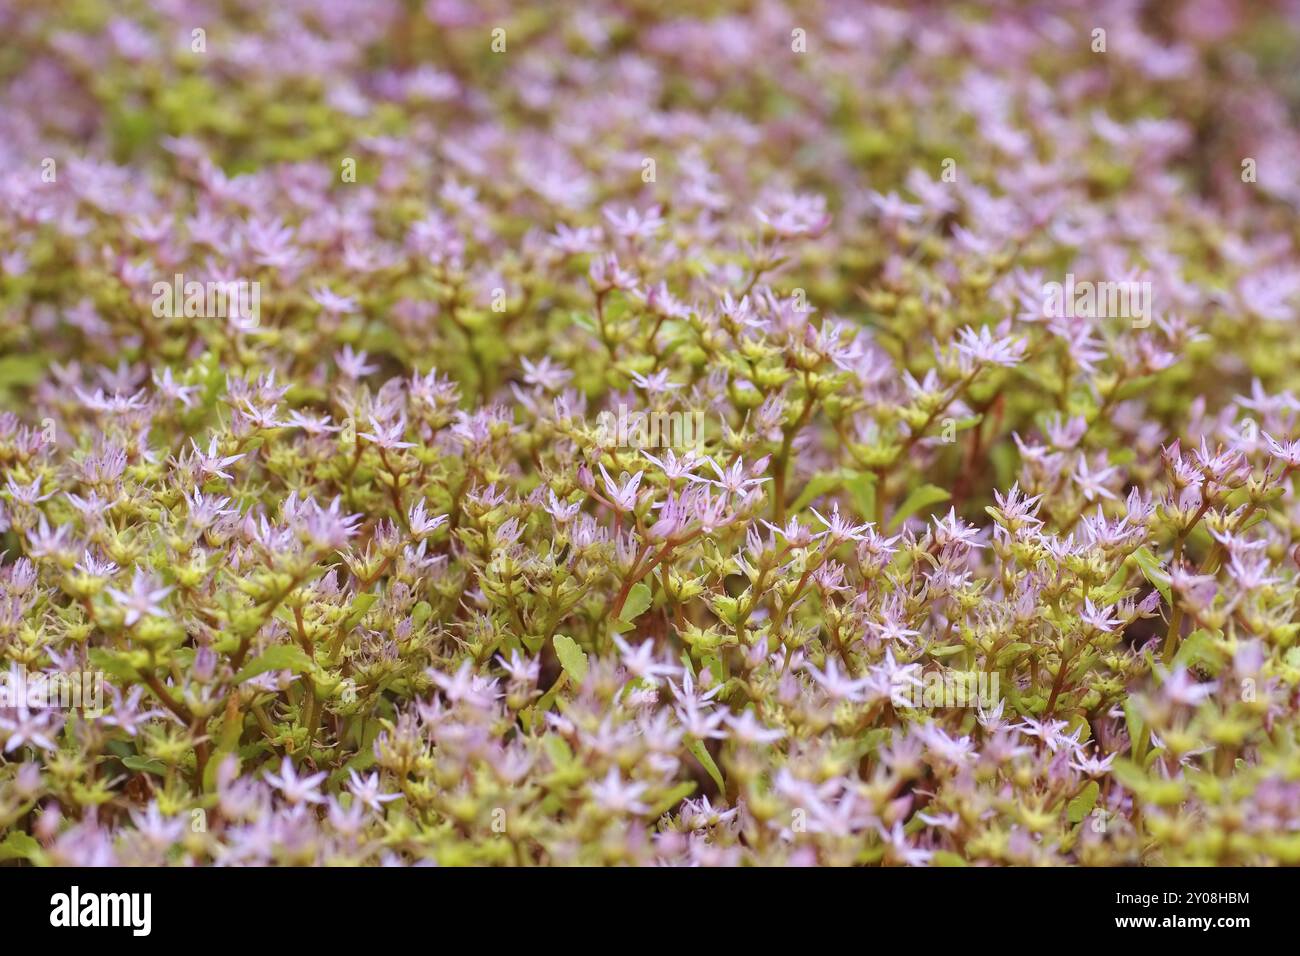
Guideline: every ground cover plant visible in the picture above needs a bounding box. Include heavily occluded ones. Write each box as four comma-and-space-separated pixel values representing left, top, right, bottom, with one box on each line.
3, 0, 1300, 866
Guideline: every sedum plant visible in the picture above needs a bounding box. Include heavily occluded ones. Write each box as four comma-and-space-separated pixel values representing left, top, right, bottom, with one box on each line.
2, 0, 1300, 866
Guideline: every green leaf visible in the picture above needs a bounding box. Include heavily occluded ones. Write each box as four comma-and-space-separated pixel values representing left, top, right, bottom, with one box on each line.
88, 648, 140, 683
1067, 781, 1100, 824
204, 700, 249, 791
649, 781, 697, 817
888, 484, 951, 531
0, 354, 48, 392
995, 642, 1032, 667
327, 747, 378, 788
1066, 714, 1092, 744
931, 850, 969, 867
930, 644, 967, 658
552, 634, 588, 684
860, 728, 893, 754
1122, 698, 1147, 757
342, 592, 379, 631
618, 582, 653, 623
1172, 629, 1225, 673
845, 471, 877, 522
1241, 509, 1269, 532
1129, 547, 1171, 605
526, 674, 568, 730
204, 750, 239, 793
687, 737, 726, 793
1110, 757, 1148, 793
789, 471, 846, 516
121, 755, 167, 777
234, 644, 315, 683
411, 600, 432, 629
542, 734, 574, 767
701, 653, 726, 685
0, 831, 40, 862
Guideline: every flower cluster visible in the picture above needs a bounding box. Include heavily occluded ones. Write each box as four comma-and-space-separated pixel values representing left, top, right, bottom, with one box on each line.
3, 0, 1300, 866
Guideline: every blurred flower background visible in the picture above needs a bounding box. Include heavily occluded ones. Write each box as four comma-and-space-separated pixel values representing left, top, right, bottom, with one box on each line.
2, 0, 1300, 865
